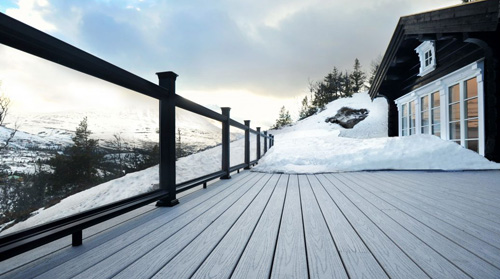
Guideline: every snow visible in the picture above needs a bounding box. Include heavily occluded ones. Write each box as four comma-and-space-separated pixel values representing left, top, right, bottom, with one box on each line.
3, 91, 499, 235
253, 92, 500, 173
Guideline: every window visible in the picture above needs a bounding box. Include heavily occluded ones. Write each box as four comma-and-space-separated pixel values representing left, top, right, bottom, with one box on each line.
395, 60, 484, 156
430, 92, 440, 137
465, 77, 479, 152
415, 41, 436, 77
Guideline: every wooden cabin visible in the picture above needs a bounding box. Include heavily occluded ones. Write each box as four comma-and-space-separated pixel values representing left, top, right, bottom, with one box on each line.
369, 0, 500, 162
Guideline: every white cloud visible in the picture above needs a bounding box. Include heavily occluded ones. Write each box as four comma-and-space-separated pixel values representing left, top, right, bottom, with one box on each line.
5, 0, 57, 32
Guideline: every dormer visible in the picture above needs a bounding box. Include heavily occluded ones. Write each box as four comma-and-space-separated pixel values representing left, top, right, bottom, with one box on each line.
415, 41, 436, 77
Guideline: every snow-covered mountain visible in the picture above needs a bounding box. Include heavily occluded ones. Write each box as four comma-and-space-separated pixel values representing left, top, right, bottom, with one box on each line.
1, 107, 242, 173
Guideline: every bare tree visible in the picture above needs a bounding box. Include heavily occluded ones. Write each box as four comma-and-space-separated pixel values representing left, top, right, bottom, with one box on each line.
0, 90, 19, 152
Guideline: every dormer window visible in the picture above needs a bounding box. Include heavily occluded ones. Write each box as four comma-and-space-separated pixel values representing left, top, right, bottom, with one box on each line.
415, 41, 436, 76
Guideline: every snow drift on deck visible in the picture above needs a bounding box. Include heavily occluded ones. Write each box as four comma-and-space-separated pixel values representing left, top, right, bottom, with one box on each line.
253, 92, 500, 173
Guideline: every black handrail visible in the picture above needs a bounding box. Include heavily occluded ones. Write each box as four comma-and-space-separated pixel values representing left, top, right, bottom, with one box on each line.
0, 12, 274, 260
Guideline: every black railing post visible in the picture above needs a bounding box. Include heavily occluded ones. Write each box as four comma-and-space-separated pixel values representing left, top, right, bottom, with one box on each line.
264, 131, 268, 153
156, 71, 179, 207
270, 134, 274, 147
221, 107, 231, 179
256, 127, 261, 160
244, 120, 251, 169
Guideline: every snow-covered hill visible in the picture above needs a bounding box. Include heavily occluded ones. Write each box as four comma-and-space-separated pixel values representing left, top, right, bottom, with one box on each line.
254, 92, 500, 173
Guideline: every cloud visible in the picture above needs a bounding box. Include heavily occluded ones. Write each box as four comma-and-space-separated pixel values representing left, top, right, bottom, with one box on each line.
1, 0, 458, 127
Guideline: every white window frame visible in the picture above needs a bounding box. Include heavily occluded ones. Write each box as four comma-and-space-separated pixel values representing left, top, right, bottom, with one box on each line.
395, 60, 485, 155
415, 41, 436, 77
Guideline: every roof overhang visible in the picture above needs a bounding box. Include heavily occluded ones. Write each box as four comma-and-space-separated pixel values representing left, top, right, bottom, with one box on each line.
369, 0, 500, 100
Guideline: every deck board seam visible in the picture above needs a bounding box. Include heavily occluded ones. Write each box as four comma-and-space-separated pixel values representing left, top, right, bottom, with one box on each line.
297, 175, 311, 279
352, 172, 500, 271
362, 172, 500, 249
183, 174, 276, 278
268, 175, 290, 279
306, 175, 350, 279
326, 173, 434, 278
337, 173, 477, 279
145, 173, 272, 278
315, 174, 392, 279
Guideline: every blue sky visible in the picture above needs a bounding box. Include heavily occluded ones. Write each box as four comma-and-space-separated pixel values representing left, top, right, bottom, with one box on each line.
0, 0, 459, 128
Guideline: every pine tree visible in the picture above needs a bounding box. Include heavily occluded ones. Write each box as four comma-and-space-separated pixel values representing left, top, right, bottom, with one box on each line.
341, 71, 353, 97
49, 117, 102, 193
299, 95, 317, 120
350, 58, 366, 93
272, 106, 293, 129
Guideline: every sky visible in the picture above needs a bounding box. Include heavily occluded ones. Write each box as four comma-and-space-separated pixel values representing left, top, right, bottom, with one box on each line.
0, 0, 459, 129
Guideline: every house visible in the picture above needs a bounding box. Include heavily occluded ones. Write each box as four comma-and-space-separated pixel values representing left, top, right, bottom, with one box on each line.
369, 0, 500, 162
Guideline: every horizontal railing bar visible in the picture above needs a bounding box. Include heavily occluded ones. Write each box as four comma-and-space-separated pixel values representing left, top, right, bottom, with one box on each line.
0, 190, 168, 261
229, 163, 247, 172
250, 159, 259, 165
175, 95, 226, 122
0, 13, 168, 101
176, 170, 226, 189
229, 119, 247, 130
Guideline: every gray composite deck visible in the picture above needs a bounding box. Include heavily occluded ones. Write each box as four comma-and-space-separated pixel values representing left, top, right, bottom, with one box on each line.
1, 170, 500, 278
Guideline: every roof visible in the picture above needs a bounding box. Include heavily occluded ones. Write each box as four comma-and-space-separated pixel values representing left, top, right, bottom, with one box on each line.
369, 0, 500, 99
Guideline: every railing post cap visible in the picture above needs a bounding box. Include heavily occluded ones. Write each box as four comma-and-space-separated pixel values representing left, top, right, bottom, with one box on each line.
256, 127, 261, 131
156, 71, 178, 80
244, 120, 250, 124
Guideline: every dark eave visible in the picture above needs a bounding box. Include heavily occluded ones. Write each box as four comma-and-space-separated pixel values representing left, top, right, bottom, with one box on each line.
369, 0, 500, 100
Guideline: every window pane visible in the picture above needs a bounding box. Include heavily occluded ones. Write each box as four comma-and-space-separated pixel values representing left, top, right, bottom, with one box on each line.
449, 103, 460, 121
421, 125, 429, 134
466, 119, 478, 139
421, 96, 429, 111
410, 127, 416, 135
452, 140, 461, 145
449, 84, 460, 103
432, 124, 441, 137
465, 98, 478, 118
402, 129, 407, 136
421, 110, 429, 126
449, 122, 461, 140
466, 77, 477, 99
410, 101, 415, 116
431, 92, 440, 108
432, 108, 440, 124
402, 104, 407, 117
466, 140, 478, 153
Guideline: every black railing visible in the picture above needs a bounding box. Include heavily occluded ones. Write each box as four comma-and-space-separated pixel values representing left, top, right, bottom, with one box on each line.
0, 12, 274, 260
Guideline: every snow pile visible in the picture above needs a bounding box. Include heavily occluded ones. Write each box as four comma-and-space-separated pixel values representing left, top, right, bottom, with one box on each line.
253, 92, 500, 173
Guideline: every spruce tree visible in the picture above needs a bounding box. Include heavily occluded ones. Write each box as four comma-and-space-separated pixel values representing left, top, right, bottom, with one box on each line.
272, 106, 293, 129
350, 58, 366, 93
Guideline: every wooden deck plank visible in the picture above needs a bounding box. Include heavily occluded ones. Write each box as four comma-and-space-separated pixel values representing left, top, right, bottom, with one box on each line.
3, 170, 500, 279
337, 173, 500, 278
316, 174, 430, 279
230, 175, 289, 279
372, 172, 500, 223
298, 175, 348, 279
330, 173, 469, 279
360, 172, 500, 249
161, 174, 280, 279
59, 172, 264, 279
270, 175, 309, 279
307, 175, 388, 279
351, 172, 500, 270
0, 172, 253, 279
